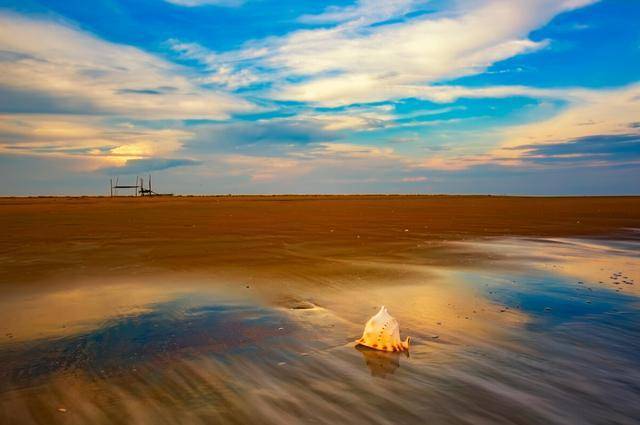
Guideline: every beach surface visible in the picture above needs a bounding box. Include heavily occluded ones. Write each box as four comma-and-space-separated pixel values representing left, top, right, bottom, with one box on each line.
2, 195, 639, 285
1, 196, 639, 424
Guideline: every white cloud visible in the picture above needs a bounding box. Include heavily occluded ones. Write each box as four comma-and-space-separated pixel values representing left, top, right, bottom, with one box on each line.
299, 0, 425, 25
311, 142, 397, 160
339, 83, 640, 174
0, 13, 255, 119
2, 0, 624, 192
217, 140, 408, 184
224, 154, 310, 182
165, 0, 246, 7
494, 83, 640, 157
408, 84, 640, 170
271, 77, 570, 107
163, 0, 603, 114
0, 114, 193, 170
243, 0, 596, 106
298, 104, 395, 131
401, 176, 428, 182
168, 40, 263, 89
166, 0, 597, 106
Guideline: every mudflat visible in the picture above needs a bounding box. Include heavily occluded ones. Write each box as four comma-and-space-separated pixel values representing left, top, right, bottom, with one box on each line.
0, 196, 640, 284
1, 196, 640, 424
1, 195, 639, 284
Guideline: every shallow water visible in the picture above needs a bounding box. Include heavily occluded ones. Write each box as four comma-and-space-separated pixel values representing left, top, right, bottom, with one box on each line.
0, 237, 639, 424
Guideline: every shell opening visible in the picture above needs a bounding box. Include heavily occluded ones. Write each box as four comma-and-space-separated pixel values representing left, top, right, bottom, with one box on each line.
402, 336, 411, 350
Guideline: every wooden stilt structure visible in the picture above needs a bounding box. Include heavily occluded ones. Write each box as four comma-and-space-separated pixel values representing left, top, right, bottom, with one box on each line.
109, 175, 173, 197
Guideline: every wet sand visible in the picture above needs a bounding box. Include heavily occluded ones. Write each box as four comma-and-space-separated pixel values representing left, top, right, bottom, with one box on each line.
0, 196, 639, 424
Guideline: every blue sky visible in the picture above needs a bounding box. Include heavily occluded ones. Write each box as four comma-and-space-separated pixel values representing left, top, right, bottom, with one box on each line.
0, 0, 638, 195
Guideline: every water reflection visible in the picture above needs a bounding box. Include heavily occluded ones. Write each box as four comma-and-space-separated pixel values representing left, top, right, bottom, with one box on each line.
458, 237, 640, 296
0, 237, 639, 424
0, 298, 294, 389
356, 345, 404, 377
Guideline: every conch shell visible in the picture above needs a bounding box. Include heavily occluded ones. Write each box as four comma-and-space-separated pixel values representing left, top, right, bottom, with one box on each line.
356, 306, 410, 352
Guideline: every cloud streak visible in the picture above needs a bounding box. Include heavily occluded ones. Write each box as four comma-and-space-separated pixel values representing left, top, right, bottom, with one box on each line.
298, 0, 425, 25
0, 114, 194, 171
509, 133, 640, 166
0, 13, 255, 119
101, 158, 201, 174
222, 0, 594, 106
170, 0, 597, 108
164, 0, 246, 7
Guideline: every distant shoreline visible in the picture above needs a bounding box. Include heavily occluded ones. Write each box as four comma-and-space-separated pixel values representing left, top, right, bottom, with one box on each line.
1, 194, 640, 199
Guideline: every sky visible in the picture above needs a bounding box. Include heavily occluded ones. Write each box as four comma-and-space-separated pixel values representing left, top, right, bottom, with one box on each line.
0, 0, 639, 195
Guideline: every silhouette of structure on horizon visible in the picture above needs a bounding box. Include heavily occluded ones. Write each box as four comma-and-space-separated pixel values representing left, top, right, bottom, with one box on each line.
109, 175, 173, 197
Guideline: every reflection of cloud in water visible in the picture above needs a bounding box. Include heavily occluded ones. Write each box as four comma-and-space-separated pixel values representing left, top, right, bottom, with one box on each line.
0, 298, 294, 388
3, 308, 639, 424
1, 237, 640, 424
0, 278, 262, 343
458, 237, 640, 295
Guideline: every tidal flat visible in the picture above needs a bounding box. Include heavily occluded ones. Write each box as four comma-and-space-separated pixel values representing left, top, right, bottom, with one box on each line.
0, 196, 639, 424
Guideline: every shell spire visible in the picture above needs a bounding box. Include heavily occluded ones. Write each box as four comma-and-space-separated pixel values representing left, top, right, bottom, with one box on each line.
356, 306, 410, 352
